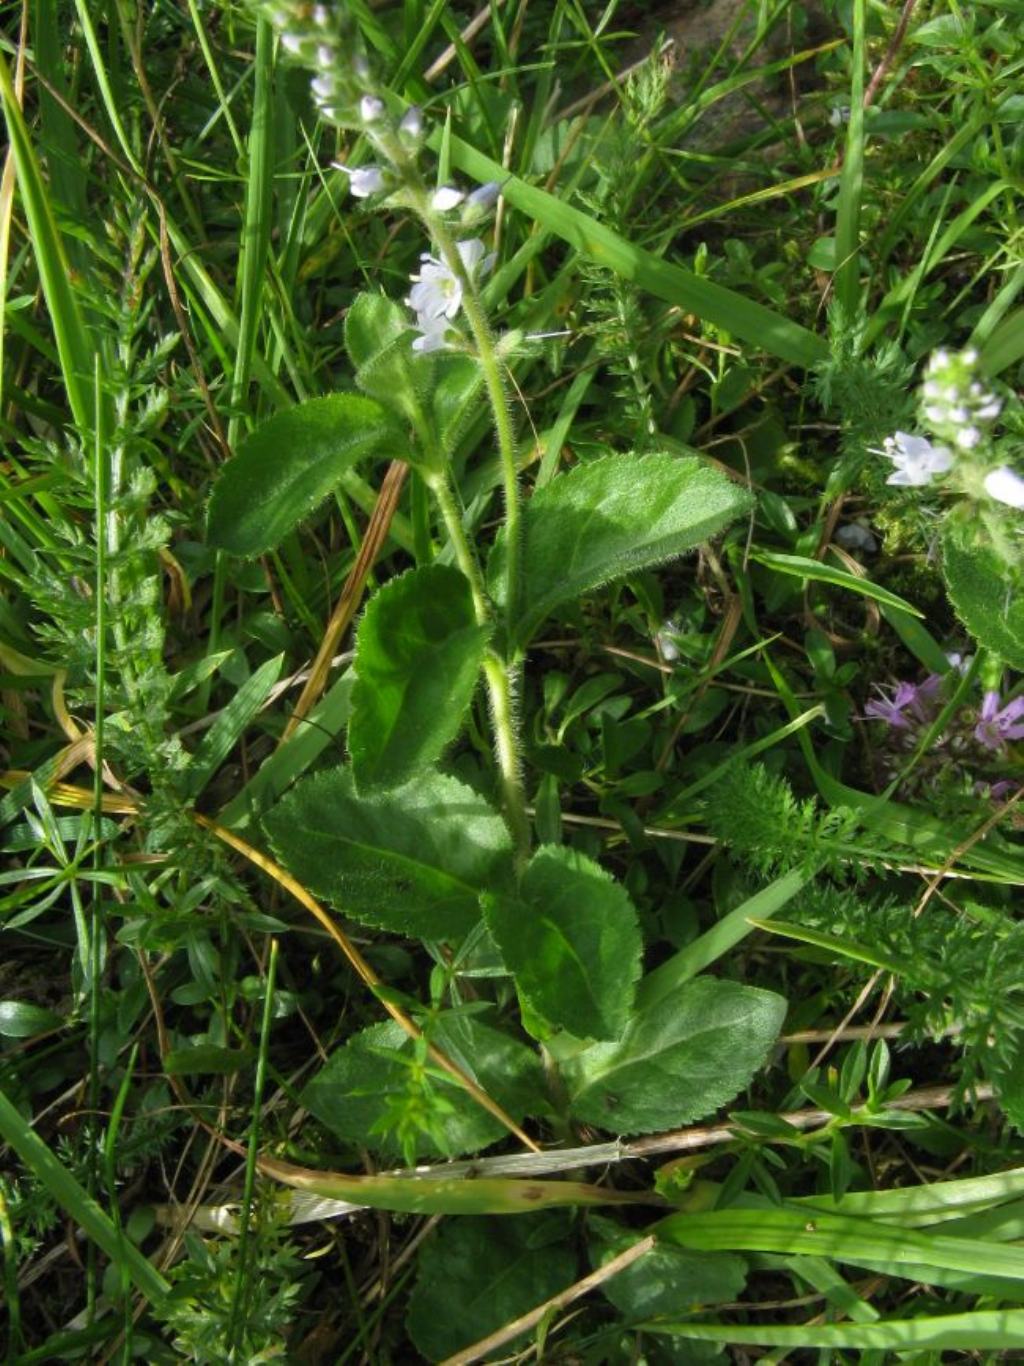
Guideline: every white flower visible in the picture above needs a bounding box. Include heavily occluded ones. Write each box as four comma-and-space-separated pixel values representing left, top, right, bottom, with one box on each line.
280, 32, 307, 55
431, 185, 464, 211
400, 106, 423, 139
333, 162, 385, 198
881, 431, 954, 487
411, 315, 452, 353
311, 4, 330, 26
955, 425, 981, 450
408, 254, 463, 321
315, 43, 334, 69
984, 466, 1024, 509
975, 396, 1002, 421
360, 95, 384, 123
311, 74, 337, 100
406, 240, 490, 325
828, 105, 850, 127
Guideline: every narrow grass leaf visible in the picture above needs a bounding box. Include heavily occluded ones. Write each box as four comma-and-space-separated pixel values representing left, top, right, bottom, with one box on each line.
182, 653, 284, 800
0, 1088, 168, 1306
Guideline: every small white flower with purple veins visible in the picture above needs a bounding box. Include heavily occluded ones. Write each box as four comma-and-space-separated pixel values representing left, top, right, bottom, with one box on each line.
407, 254, 464, 322
880, 431, 954, 487
984, 465, 1024, 509
407, 240, 490, 324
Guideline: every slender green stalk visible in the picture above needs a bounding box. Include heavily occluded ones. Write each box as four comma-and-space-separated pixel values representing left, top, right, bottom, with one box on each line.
227, 938, 279, 1361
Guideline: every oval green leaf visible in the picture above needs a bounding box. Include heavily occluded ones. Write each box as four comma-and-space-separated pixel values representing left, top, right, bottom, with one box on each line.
942, 519, 1024, 670
263, 767, 513, 938
485, 845, 642, 1040
488, 453, 752, 650
564, 977, 786, 1134
207, 394, 400, 557
350, 565, 491, 790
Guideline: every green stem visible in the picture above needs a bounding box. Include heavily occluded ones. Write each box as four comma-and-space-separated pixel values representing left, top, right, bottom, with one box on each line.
429, 468, 530, 861
426, 212, 523, 632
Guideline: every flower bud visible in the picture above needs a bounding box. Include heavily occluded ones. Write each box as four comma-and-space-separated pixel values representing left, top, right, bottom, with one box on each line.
399, 106, 424, 139
360, 94, 384, 123
431, 185, 464, 211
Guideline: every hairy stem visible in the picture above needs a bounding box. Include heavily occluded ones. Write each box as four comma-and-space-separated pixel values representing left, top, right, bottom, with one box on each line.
429, 467, 530, 861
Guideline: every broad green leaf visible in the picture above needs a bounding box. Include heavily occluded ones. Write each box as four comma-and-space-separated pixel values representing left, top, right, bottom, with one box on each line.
488, 453, 752, 649
588, 1215, 747, 1318
942, 520, 1024, 670
484, 845, 641, 1040
0, 999, 61, 1038
344, 291, 431, 434
406, 1214, 576, 1360
349, 565, 490, 790
564, 977, 786, 1134
433, 352, 484, 446
207, 394, 401, 557
301, 1014, 544, 1160
263, 767, 512, 938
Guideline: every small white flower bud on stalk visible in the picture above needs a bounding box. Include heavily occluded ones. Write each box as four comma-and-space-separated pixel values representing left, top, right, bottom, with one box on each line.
399, 106, 423, 139
431, 185, 464, 211
360, 95, 384, 123
333, 162, 385, 198
984, 466, 1024, 509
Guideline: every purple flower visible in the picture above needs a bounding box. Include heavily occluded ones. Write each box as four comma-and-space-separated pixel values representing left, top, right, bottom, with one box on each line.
864, 681, 926, 730
975, 692, 1024, 751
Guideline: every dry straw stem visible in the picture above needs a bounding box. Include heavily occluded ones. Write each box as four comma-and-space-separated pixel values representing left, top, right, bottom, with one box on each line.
279, 458, 408, 743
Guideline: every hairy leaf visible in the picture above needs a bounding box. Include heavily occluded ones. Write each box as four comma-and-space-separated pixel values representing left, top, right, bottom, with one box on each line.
345, 292, 431, 436
350, 565, 490, 790
406, 1215, 575, 1360
207, 394, 400, 557
263, 767, 512, 937
942, 521, 1024, 670
564, 977, 786, 1134
485, 845, 642, 1040
302, 1014, 544, 1160
488, 453, 752, 648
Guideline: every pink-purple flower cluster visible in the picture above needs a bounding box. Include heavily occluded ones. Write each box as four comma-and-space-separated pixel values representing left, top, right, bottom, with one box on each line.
865, 670, 1023, 756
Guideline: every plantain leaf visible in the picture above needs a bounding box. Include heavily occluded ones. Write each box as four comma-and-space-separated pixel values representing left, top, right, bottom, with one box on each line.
484, 845, 642, 1040
349, 565, 490, 790
406, 1215, 576, 1360
588, 1213, 747, 1317
302, 1013, 544, 1160
563, 977, 786, 1134
207, 394, 401, 557
263, 767, 512, 938
488, 453, 752, 649
942, 520, 1024, 670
